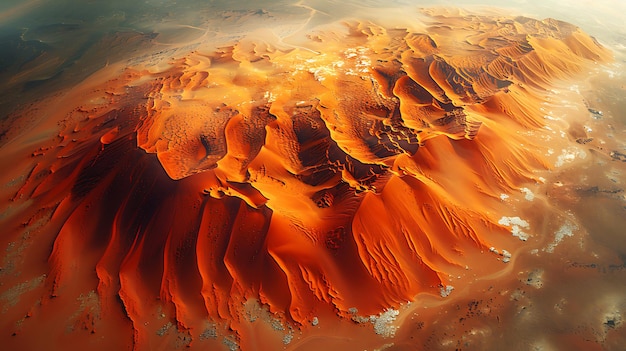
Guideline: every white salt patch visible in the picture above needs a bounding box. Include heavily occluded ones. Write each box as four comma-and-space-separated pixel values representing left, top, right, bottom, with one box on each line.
520, 187, 535, 201
222, 337, 239, 351
283, 333, 293, 345
498, 216, 529, 228
440, 285, 454, 298
545, 222, 577, 253
555, 148, 587, 167
263, 91, 276, 103
604, 68, 616, 79
498, 216, 530, 241
502, 250, 512, 263
344, 48, 358, 58
342, 47, 372, 74
500, 193, 509, 200
543, 115, 558, 121
511, 225, 530, 241
490, 247, 512, 263
309, 66, 335, 82
370, 308, 399, 338
311, 317, 319, 326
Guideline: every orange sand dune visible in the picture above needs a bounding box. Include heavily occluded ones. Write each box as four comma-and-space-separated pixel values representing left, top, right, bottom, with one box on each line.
0, 10, 612, 351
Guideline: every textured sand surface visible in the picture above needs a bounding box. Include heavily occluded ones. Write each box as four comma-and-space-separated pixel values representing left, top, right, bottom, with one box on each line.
1, 5, 626, 351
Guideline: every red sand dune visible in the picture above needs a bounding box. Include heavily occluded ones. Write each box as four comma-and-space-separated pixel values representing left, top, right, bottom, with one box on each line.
0, 10, 612, 350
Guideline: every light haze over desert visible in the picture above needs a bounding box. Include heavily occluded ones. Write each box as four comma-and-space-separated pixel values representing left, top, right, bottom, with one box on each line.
1, 1, 626, 350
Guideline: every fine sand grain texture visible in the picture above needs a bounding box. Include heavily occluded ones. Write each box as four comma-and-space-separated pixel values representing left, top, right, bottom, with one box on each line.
1, 5, 625, 351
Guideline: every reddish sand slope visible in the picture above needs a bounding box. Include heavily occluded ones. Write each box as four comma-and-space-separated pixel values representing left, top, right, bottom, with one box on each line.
0, 9, 611, 351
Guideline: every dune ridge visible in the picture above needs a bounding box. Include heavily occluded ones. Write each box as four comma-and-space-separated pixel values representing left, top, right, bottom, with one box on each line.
0, 10, 611, 350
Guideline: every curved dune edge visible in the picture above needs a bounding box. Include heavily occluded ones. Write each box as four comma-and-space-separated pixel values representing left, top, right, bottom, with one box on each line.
0, 10, 612, 350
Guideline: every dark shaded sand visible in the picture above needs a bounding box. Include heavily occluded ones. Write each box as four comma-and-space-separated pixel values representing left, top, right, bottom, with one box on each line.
1, 8, 624, 351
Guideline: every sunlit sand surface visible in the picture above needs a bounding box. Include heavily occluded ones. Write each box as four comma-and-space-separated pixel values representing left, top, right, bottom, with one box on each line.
1, 2, 626, 350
